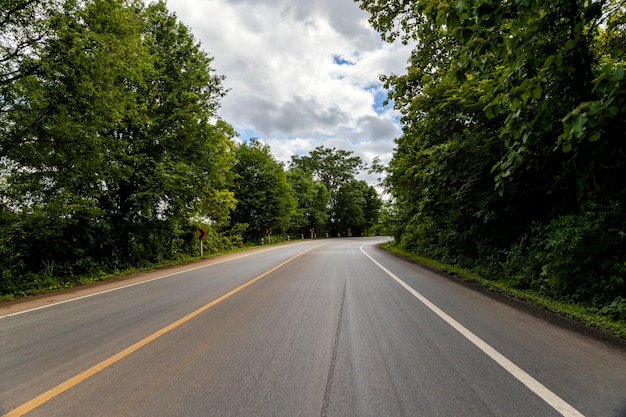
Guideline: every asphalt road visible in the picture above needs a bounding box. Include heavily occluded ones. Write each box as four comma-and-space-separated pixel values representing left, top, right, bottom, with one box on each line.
1, 238, 626, 417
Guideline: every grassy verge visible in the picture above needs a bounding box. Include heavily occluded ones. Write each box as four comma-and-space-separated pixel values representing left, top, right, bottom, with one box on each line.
0, 241, 270, 303
381, 243, 626, 340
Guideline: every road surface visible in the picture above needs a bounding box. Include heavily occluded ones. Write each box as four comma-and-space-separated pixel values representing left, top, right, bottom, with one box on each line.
1, 238, 625, 416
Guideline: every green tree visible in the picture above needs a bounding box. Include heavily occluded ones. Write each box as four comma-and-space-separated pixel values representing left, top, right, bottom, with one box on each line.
361, 0, 625, 205
230, 139, 296, 242
286, 166, 329, 238
1, 0, 235, 293
290, 146, 366, 233
95, 0, 235, 264
2, 0, 149, 278
291, 146, 364, 192
362, 182, 383, 235
334, 180, 382, 236
375, 199, 396, 236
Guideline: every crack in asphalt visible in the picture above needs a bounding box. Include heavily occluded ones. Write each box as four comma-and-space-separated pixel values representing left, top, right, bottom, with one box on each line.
320, 276, 347, 417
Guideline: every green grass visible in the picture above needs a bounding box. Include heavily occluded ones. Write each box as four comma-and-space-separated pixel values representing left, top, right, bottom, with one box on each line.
381, 243, 626, 340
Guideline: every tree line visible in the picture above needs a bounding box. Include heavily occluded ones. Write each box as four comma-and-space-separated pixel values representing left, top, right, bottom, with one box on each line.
0, 0, 382, 297
358, 0, 626, 319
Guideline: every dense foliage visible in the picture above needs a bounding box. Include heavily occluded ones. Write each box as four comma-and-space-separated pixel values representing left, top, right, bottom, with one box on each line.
358, 0, 626, 317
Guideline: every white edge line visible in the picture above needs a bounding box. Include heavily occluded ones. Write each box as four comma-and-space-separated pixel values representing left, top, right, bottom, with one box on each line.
0, 245, 287, 320
360, 244, 585, 417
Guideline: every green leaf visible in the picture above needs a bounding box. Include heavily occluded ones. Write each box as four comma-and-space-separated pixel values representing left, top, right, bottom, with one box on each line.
588, 132, 601, 142
448, 13, 460, 29
573, 115, 587, 137
609, 67, 624, 82
562, 142, 572, 153
511, 98, 521, 111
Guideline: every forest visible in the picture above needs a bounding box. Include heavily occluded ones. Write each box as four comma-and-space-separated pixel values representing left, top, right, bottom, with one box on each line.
0, 0, 382, 297
358, 0, 626, 321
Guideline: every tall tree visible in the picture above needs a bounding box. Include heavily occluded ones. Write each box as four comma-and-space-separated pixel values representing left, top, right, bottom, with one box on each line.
361, 0, 625, 205
1, 0, 235, 293
1, 0, 150, 276
96, 0, 235, 263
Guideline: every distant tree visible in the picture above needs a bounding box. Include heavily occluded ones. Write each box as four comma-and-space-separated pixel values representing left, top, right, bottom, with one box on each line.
375, 200, 396, 236
290, 146, 368, 233
333, 180, 382, 236
291, 146, 363, 193
362, 183, 383, 235
286, 166, 329, 238
230, 139, 296, 242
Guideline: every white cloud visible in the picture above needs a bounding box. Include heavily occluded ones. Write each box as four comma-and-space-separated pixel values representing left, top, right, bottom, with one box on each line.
159, 0, 413, 180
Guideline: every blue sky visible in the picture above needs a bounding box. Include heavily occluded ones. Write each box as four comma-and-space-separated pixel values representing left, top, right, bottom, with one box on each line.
158, 0, 413, 182
333, 54, 356, 66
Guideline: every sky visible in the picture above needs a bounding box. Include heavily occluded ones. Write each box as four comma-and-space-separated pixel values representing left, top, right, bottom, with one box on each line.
160, 0, 414, 184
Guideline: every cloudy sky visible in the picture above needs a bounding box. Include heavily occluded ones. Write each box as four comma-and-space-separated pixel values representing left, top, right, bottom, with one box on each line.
160, 0, 413, 182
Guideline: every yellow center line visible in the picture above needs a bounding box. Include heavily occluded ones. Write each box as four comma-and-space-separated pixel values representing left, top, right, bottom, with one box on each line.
3, 246, 317, 417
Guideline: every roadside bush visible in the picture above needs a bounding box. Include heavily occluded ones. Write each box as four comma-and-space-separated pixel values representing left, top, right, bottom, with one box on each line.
599, 297, 626, 321
500, 204, 626, 305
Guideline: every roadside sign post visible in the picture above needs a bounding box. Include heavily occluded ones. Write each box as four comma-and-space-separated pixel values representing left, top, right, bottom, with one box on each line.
196, 228, 207, 256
